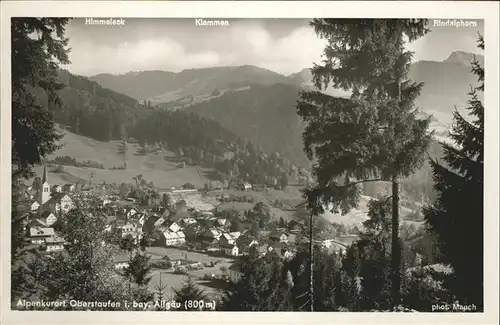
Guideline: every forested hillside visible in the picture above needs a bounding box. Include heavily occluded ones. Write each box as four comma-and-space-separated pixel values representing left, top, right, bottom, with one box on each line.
131, 110, 296, 188
184, 83, 307, 165
32, 70, 151, 142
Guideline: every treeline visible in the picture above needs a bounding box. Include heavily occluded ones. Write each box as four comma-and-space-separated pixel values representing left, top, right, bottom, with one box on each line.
49, 155, 105, 169
130, 110, 295, 188
220, 242, 443, 311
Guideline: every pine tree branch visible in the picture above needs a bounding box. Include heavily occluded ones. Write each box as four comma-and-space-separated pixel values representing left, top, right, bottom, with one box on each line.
299, 299, 311, 310
296, 291, 309, 298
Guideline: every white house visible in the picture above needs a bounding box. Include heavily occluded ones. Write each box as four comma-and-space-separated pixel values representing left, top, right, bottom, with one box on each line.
168, 222, 182, 233
48, 194, 74, 214
31, 201, 40, 212
30, 227, 55, 245
120, 223, 143, 244
45, 236, 65, 252
240, 182, 252, 191
125, 207, 138, 219
41, 211, 57, 226
51, 185, 62, 193
220, 243, 239, 256
163, 230, 186, 246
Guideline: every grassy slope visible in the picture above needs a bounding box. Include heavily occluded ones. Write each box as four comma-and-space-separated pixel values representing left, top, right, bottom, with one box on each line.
32, 127, 212, 188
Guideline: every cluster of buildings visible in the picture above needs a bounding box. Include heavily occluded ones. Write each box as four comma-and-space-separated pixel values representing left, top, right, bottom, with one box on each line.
16, 166, 357, 280
17, 166, 76, 252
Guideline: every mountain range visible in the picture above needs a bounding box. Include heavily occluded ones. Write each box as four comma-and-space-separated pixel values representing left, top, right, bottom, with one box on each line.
87, 50, 483, 163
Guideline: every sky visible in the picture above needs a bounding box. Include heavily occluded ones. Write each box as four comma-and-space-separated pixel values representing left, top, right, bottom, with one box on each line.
63, 18, 484, 77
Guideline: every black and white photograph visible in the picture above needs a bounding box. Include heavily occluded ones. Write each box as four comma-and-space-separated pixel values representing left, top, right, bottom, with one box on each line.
1, 1, 499, 324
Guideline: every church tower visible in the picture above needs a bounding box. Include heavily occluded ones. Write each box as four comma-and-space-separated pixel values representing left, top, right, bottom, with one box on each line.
40, 165, 50, 205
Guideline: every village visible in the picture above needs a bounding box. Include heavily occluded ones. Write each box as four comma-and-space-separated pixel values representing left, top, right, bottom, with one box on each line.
16, 165, 360, 298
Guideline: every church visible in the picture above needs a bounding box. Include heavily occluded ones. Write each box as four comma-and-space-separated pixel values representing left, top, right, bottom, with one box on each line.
31, 166, 75, 215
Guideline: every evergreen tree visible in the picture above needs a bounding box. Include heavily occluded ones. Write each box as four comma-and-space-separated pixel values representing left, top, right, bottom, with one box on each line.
230, 219, 242, 232
423, 35, 484, 309
278, 217, 287, 228
221, 247, 285, 310
11, 18, 71, 274
173, 276, 210, 310
117, 137, 128, 168
11, 18, 70, 179
123, 252, 153, 286
162, 193, 173, 209
137, 141, 148, 155
297, 19, 432, 306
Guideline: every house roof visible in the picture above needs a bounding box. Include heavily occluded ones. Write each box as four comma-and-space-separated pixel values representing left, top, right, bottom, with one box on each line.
45, 236, 65, 244
220, 233, 233, 241
208, 228, 221, 237
229, 232, 241, 239
30, 227, 55, 237
270, 231, 289, 238
40, 211, 55, 218
34, 218, 48, 227
236, 235, 257, 245
220, 242, 237, 249
163, 231, 185, 240
154, 217, 166, 227
257, 244, 270, 253
178, 259, 200, 266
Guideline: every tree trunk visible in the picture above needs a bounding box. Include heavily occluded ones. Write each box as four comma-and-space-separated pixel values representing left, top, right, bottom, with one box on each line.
309, 213, 314, 312
391, 78, 403, 307
391, 178, 400, 306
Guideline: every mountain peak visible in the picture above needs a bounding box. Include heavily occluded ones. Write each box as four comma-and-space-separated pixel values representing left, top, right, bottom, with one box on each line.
445, 51, 483, 66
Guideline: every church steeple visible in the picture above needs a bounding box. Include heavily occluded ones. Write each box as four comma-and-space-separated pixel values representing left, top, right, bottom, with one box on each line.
40, 165, 50, 205
42, 165, 48, 184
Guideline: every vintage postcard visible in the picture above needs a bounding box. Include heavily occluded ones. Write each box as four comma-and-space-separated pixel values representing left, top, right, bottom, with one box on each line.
1, 1, 498, 325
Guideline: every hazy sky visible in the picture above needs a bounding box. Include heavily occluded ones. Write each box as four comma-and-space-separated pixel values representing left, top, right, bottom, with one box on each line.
63, 18, 484, 77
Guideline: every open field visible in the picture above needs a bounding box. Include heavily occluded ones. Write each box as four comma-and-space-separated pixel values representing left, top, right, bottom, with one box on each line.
145, 247, 234, 300
321, 195, 416, 227
30, 127, 213, 188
